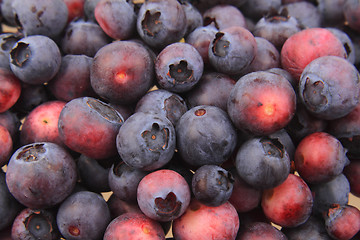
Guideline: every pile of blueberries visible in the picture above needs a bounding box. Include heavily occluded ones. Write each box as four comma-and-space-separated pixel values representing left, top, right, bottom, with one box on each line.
1, 0, 360, 239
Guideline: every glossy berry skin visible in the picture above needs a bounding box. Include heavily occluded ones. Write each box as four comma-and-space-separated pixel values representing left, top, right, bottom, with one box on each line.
95, 0, 136, 40
20, 100, 66, 147
0, 170, 22, 231
228, 168, 262, 213
9, 35, 62, 85
155, 42, 204, 93
299, 56, 360, 120
227, 71, 296, 136
108, 160, 148, 202
61, 19, 111, 57
90, 40, 154, 104
58, 97, 124, 159
295, 132, 349, 185
185, 72, 236, 112
103, 212, 165, 240
202, 4, 247, 30
172, 199, 239, 240
253, 8, 302, 50
208, 26, 257, 76
191, 165, 234, 207
235, 136, 291, 189
47, 55, 96, 102
136, 0, 187, 49
11, 208, 60, 240
12, 0, 68, 38
311, 174, 351, 216
77, 154, 111, 193
116, 112, 175, 171
57, 191, 111, 240
237, 221, 287, 240
135, 89, 188, 126
261, 174, 313, 228
324, 204, 360, 240
176, 105, 237, 167
137, 169, 191, 222
281, 28, 347, 80
0, 67, 21, 113
6, 142, 77, 209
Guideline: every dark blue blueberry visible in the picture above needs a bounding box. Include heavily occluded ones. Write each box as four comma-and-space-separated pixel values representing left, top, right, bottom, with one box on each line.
108, 160, 148, 202
208, 26, 257, 76
253, 8, 302, 50
299, 56, 360, 120
155, 42, 204, 93
135, 89, 188, 126
191, 165, 234, 206
116, 111, 176, 171
240, 0, 281, 21
9, 35, 62, 85
311, 174, 350, 216
235, 136, 291, 189
176, 105, 237, 167
136, 0, 187, 49
180, 1, 203, 36
12, 0, 69, 38
56, 191, 111, 240
61, 19, 111, 57
5, 142, 77, 209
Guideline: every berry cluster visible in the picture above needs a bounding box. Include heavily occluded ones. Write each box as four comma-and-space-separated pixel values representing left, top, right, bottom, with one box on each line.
0, 0, 360, 239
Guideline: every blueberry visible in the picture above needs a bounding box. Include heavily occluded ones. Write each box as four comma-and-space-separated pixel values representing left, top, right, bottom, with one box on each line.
208, 26, 257, 76
12, 0, 69, 38
203, 4, 247, 30
9, 35, 62, 85
235, 136, 291, 189
95, 0, 136, 40
137, 169, 191, 222
116, 111, 176, 171
56, 191, 111, 240
299, 56, 360, 120
155, 42, 204, 93
176, 105, 237, 167
108, 160, 148, 202
61, 19, 111, 57
280, 1, 322, 28
90, 40, 154, 104
191, 165, 234, 206
0, 33, 22, 70
136, 0, 187, 49
11, 208, 60, 240
47, 54, 95, 102
5, 142, 77, 209
135, 89, 188, 126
